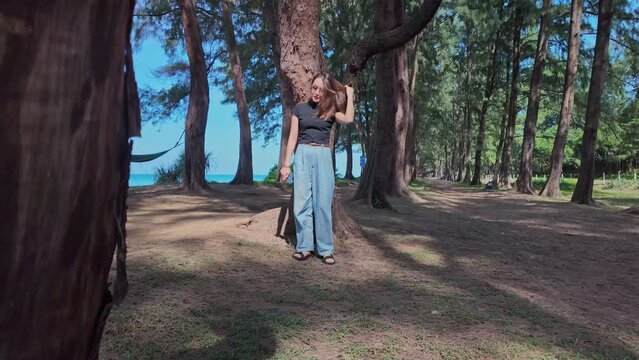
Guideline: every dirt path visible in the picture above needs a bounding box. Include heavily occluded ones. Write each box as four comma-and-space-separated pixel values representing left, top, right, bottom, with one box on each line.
101, 180, 639, 359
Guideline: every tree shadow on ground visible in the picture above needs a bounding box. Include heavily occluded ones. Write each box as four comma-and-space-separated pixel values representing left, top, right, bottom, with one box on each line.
102, 179, 638, 359
341, 180, 638, 358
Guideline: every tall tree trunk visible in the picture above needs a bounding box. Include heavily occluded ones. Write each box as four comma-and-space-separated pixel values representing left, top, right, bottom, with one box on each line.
450, 130, 460, 181
222, 0, 254, 185
0, 1, 134, 359
571, 0, 613, 204
492, 45, 512, 185
456, 112, 466, 182
355, 76, 373, 158
354, 0, 409, 208
443, 144, 450, 179
462, 23, 474, 184
263, 0, 296, 182
450, 102, 462, 181
471, 28, 500, 185
344, 127, 355, 179
498, 2, 524, 190
541, 0, 584, 197
517, 0, 551, 194
276, 0, 362, 240
404, 36, 421, 184
179, 0, 210, 192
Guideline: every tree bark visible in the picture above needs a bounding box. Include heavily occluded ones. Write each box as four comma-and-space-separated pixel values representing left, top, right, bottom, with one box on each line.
456, 109, 466, 182
571, 0, 613, 205
263, 0, 296, 182
274, 0, 362, 240
179, 0, 210, 192
498, 2, 524, 190
404, 36, 421, 184
471, 28, 500, 185
492, 44, 512, 185
354, 0, 409, 208
450, 129, 460, 181
0, 1, 134, 359
278, 0, 323, 103
462, 23, 474, 184
222, 0, 254, 185
540, 0, 583, 197
344, 127, 355, 179
354, 76, 373, 158
516, 0, 551, 194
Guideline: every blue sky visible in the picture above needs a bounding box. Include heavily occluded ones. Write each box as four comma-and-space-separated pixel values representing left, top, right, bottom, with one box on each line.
130, 39, 362, 177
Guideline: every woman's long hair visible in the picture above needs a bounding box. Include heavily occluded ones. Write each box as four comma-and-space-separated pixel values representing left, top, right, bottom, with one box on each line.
311, 73, 347, 120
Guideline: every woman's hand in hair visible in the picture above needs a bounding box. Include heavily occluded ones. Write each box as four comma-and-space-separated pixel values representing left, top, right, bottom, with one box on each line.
345, 85, 354, 99
335, 86, 355, 125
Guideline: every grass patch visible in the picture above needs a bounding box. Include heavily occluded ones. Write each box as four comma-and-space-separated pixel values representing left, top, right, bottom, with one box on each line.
336, 177, 360, 187
533, 177, 639, 208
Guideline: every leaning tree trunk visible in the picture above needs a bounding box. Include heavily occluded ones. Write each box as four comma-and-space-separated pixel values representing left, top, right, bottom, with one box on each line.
222, 0, 254, 185
498, 2, 524, 190
517, 0, 551, 194
179, 0, 210, 192
571, 0, 613, 205
471, 28, 500, 185
541, 0, 584, 197
0, 1, 135, 359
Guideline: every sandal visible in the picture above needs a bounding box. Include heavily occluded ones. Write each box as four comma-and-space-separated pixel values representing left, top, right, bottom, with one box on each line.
322, 254, 336, 265
292, 251, 312, 261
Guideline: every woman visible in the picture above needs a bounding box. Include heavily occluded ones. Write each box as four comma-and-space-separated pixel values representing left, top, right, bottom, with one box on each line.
280, 73, 355, 265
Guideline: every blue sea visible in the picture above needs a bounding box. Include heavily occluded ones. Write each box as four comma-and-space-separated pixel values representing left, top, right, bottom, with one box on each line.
129, 173, 267, 187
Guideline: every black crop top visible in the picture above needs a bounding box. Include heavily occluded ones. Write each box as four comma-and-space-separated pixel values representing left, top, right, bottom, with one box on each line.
293, 100, 334, 145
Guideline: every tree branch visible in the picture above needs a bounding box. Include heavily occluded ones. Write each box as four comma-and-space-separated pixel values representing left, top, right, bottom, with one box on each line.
196, 5, 221, 21
206, 49, 227, 74
133, 8, 179, 17
347, 0, 443, 78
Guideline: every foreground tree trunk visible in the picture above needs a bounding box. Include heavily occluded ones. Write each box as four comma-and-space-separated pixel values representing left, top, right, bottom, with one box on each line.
571, 0, 613, 204
0, 1, 135, 359
276, 0, 361, 240
179, 0, 210, 192
541, 0, 584, 197
222, 0, 254, 185
517, 0, 551, 194
498, 2, 524, 190
354, 0, 409, 208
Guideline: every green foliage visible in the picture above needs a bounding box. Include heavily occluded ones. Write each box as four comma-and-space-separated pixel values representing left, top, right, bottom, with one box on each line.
262, 164, 279, 184
135, 0, 638, 181
154, 151, 215, 185
154, 151, 185, 185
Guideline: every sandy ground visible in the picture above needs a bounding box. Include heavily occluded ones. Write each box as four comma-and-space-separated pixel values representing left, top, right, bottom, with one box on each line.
100, 179, 639, 359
